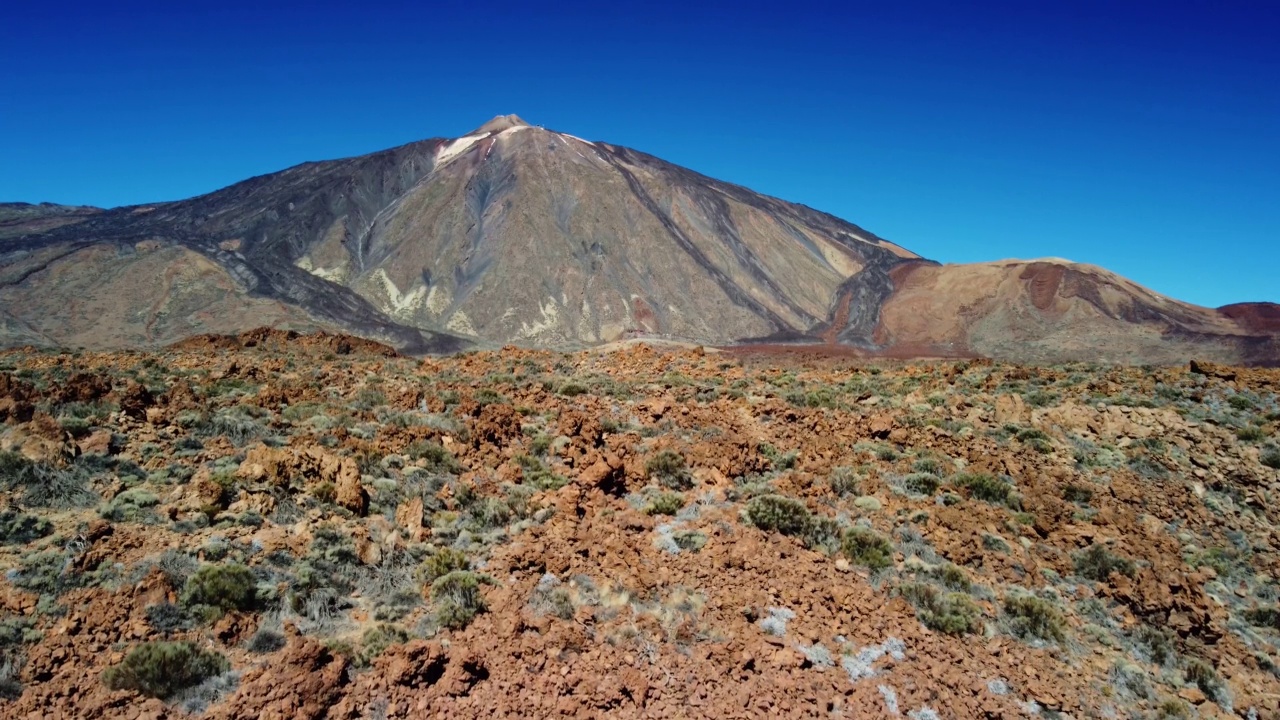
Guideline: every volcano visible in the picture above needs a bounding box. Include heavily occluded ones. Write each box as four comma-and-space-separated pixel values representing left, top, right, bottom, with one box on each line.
2, 115, 1276, 364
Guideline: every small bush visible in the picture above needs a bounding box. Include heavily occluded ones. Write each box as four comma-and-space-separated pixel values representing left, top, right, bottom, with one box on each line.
840, 527, 894, 572
673, 530, 707, 552
1003, 594, 1066, 643
101, 641, 229, 700
1262, 449, 1280, 470
246, 629, 285, 654
1061, 483, 1094, 504
890, 472, 941, 497
896, 582, 981, 635
145, 602, 192, 634
1237, 426, 1265, 442
1182, 658, 1225, 704
1074, 544, 1136, 581
760, 444, 799, 471
557, 382, 588, 397
829, 467, 860, 497
1228, 395, 1256, 411
1135, 624, 1176, 666
645, 451, 694, 491
11, 550, 70, 597
953, 473, 1014, 505
744, 494, 811, 536
180, 564, 257, 618
644, 492, 685, 516
0, 510, 53, 545
1, 456, 97, 509
1156, 698, 1190, 719
1244, 605, 1280, 630
431, 571, 488, 630
515, 455, 568, 491
359, 623, 409, 665
406, 441, 461, 474
100, 488, 160, 522
932, 563, 972, 592
418, 548, 470, 585
158, 549, 199, 590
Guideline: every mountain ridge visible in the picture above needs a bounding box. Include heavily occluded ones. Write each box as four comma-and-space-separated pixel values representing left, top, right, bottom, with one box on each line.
2, 116, 1277, 364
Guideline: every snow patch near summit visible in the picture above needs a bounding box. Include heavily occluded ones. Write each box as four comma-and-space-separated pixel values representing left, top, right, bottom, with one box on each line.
436, 133, 489, 166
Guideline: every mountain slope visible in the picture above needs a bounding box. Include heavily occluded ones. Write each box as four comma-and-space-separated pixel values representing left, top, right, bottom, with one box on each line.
2, 115, 1277, 363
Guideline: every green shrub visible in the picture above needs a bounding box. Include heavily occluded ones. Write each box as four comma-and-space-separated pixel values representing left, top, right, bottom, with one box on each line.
1135, 624, 1176, 666
1156, 698, 1190, 719
829, 467, 860, 497
0, 616, 39, 648
359, 623, 409, 665
953, 473, 1014, 505
1061, 483, 1094, 504
557, 382, 588, 397
180, 564, 257, 618
982, 533, 1010, 553
1238, 426, 1265, 442
744, 494, 811, 536
144, 602, 192, 634
840, 527, 894, 572
896, 582, 981, 635
100, 488, 160, 522
1014, 427, 1053, 453
645, 451, 694, 491
1003, 594, 1066, 643
673, 530, 707, 552
891, 472, 941, 497
1228, 395, 1256, 411
1074, 544, 1136, 581
932, 563, 972, 592
11, 550, 71, 597
468, 496, 513, 529
912, 457, 943, 475
431, 571, 488, 630
0, 454, 97, 509
515, 455, 568, 490
1244, 605, 1280, 630
406, 441, 462, 474
418, 548, 469, 585
1182, 658, 1224, 703
644, 492, 685, 516
0, 510, 53, 545
759, 444, 799, 471
101, 641, 228, 699
246, 629, 285, 654
1262, 449, 1280, 470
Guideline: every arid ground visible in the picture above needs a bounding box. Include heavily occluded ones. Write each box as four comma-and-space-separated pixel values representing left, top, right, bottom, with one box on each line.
1, 330, 1279, 718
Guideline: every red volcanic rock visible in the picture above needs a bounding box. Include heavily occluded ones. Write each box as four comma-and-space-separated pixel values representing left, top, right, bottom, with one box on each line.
1219, 302, 1280, 333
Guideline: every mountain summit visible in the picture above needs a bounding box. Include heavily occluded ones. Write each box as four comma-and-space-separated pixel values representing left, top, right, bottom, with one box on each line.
2, 118, 1277, 363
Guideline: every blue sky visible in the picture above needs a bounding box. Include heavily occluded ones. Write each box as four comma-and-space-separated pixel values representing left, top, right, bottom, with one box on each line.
2, 0, 1277, 307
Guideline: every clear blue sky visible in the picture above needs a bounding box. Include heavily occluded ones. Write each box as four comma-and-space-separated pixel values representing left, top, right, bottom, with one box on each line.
2, 0, 1277, 307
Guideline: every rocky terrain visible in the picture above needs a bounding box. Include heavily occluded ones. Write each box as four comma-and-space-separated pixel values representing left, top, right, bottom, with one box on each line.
3, 116, 1277, 364
1, 331, 1279, 717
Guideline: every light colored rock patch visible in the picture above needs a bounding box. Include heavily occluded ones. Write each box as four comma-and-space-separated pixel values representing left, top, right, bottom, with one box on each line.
374, 269, 427, 319
425, 284, 452, 316
517, 296, 563, 340
445, 310, 477, 336
436, 133, 489, 166
295, 255, 349, 283
576, 298, 597, 342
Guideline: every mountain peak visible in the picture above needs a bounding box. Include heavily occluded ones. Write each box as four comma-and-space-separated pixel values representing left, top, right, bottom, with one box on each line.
470, 114, 530, 135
